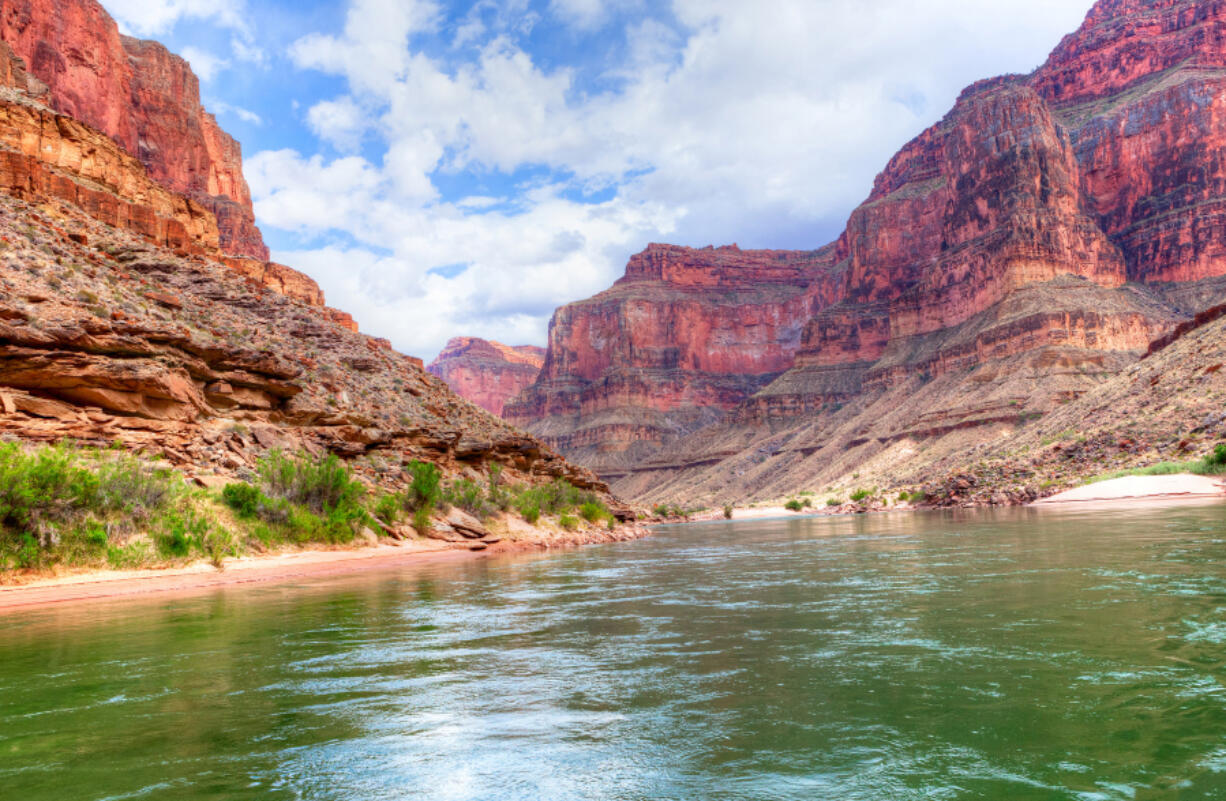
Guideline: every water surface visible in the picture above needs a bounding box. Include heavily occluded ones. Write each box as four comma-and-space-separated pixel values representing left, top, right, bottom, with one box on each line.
4, 505, 1226, 800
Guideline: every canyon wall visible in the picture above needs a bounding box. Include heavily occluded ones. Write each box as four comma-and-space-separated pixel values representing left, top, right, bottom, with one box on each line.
499, 0, 1226, 500
0, 0, 268, 260
428, 338, 545, 417
0, 13, 618, 516
502, 243, 842, 472
0, 6, 347, 322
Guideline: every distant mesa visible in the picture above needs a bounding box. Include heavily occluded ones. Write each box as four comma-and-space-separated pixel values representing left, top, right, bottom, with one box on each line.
429, 338, 546, 417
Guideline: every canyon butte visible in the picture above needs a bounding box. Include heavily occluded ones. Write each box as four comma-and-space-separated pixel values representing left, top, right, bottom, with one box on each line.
0, 0, 633, 550
430, 0, 1226, 506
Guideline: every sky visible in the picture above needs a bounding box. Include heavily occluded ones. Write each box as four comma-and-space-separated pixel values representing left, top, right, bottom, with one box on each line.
99, 0, 1096, 360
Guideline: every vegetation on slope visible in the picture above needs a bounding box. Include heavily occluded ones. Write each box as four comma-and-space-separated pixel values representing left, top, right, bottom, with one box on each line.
0, 443, 615, 574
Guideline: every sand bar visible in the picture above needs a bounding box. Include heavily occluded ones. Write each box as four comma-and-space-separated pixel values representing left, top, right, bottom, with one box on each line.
1033, 474, 1226, 505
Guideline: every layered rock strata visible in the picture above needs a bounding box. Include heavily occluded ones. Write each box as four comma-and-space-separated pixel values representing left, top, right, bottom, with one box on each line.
502, 0, 1226, 501
428, 338, 545, 417
0, 0, 267, 259
503, 243, 841, 471
0, 8, 628, 521
0, 192, 621, 516
0, 40, 354, 327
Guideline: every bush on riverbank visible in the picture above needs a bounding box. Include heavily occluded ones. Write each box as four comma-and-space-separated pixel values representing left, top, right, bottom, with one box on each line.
0, 443, 231, 570
222, 450, 368, 545
2, 442, 617, 574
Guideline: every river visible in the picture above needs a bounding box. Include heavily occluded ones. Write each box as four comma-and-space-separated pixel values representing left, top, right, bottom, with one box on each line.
4, 504, 1226, 800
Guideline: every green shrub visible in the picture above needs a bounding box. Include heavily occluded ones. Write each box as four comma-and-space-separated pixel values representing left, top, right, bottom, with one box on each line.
723, 504, 734, 519
558, 514, 579, 532
578, 501, 608, 524
850, 489, 873, 503
154, 510, 210, 558
0, 444, 184, 569
373, 493, 401, 524
403, 460, 443, 533
520, 502, 541, 525
258, 450, 364, 517
222, 482, 263, 518
652, 504, 669, 517
405, 460, 443, 511
83, 521, 108, 549
445, 479, 496, 520
826, 498, 842, 507
785, 499, 804, 512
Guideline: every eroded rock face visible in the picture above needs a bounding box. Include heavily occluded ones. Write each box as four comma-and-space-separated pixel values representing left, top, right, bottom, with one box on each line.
0, 0, 268, 260
0, 85, 220, 254
0, 190, 615, 510
0, 27, 332, 318
505, 0, 1226, 495
428, 338, 545, 417
502, 243, 842, 470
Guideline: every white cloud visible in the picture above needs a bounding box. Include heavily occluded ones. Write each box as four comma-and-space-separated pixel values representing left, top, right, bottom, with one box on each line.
306, 96, 369, 152
209, 100, 263, 125
549, 0, 605, 31
101, 0, 247, 37
251, 0, 1096, 358
179, 46, 226, 82
230, 35, 266, 66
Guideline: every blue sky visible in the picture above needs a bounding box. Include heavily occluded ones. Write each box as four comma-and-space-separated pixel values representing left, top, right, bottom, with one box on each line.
100, 0, 1096, 359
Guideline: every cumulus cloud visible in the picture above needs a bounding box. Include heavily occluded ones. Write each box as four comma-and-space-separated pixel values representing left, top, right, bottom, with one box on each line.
250, 0, 1095, 359
209, 100, 263, 125
101, 0, 248, 37
179, 46, 226, 82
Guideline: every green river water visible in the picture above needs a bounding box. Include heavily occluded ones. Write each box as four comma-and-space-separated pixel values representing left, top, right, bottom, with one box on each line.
4, 504, 1226, 800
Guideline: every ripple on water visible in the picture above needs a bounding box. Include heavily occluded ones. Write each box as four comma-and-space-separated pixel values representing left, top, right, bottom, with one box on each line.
5, 506, 1226, 799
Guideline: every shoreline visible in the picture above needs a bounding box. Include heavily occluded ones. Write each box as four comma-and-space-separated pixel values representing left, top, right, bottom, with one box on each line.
0, 526, 649, 612
4, 474, 1222, 612
669, 473, 1226, 524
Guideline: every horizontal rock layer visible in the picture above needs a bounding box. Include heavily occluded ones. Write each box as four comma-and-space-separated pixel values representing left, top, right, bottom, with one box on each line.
0, 190, 615, 512
499, 0, 1226, 500
0, 0, 267, 259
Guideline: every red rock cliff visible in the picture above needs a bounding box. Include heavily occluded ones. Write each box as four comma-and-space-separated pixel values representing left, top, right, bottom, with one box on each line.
506, 0, 1226, 490
428, 338, 545, 417
503, 243, 843, 470
0, 0, 268, 260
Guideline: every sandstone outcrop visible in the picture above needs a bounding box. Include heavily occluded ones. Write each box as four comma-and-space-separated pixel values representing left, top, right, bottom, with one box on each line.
499, 0, 1226, 502
0, 0, 267, 259
428, 337, 545, 417
0, 4, 624, 521
0, 31, 342, 323
503, 243, 842, 471
0, 191, 618, 513
0, 76, 220, 254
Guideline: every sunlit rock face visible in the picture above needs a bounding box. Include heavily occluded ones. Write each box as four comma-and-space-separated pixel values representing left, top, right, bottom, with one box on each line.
502, 243, 843, 471
506, 0, 1226, 492
0, 0, 268, 259
428, 338, 546, 417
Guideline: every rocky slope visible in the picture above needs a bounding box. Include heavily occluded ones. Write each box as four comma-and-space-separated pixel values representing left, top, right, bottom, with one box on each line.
1, 0, 267, 260
0, 15, 632, 536
428, 337, 545, 417
498, 0, 1226, 503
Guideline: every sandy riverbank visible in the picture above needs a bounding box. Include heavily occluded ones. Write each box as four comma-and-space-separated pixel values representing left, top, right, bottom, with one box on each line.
1032, 474, 1226, 506
674, 473, 1226, 523
0, 526, 649, 612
